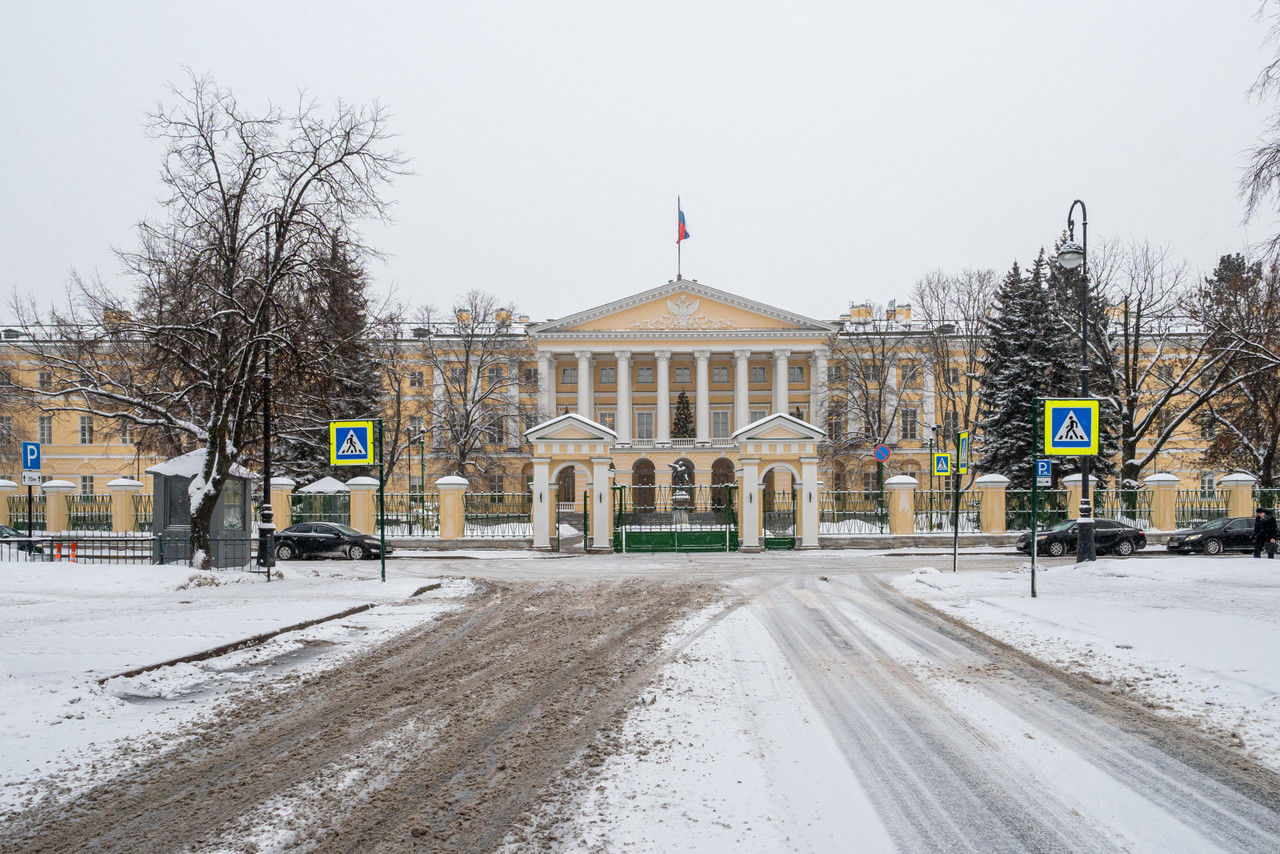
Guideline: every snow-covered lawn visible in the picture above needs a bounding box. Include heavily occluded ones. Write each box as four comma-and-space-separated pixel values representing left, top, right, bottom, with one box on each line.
0, 559, 472, 813
894, 555, 1280, 772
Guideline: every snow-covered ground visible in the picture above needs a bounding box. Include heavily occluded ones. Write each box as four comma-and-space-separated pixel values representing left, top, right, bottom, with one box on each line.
894, 555, 1280, 773
0, 558, 473, 813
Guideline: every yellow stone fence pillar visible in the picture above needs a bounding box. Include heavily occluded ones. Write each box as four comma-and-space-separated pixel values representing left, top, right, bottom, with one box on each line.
1062, 473, 1082, 520
884, 475, 918, 535
1143, 473, 1179, 531
974, 474, 1010, 534
0, 479, 16, 527
346, 477, 379, 535
435, 475, 468, 540
1220, 472, 1257, 518
107, 478, 142, 533
41, 480, 75, 533
270, 476, 295, 532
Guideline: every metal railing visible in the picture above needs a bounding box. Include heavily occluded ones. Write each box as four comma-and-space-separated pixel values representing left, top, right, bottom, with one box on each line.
133, 493, 153, 530
1005, 489, 1069, 531
290, 493, 351, 525
381, 492, 439, 536
7, 494, 46, 531
0, 533, 255, 567
819, 490, 887, 534
464, 492, 532, 538
914, 490, 980, 532
67, 494, 112, 531
1094, 489, 1151, 528
615, 484, 738, 531
1175, 489, 1229, 528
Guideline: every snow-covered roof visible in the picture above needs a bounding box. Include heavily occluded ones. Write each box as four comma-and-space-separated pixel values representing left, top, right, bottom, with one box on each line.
146, 449, 256, 480
298, 476, 350, 494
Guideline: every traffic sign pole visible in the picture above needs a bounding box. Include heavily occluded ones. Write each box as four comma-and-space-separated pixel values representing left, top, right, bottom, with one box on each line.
377, 419, 386, 583
1030, 398, 1038, 597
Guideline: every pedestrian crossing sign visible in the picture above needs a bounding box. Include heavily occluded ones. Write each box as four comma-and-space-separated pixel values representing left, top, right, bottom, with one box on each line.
932, 452, 952, 476
957, 430, 970, 474
330, 420, 375, 465
1043, 399, 1099, 456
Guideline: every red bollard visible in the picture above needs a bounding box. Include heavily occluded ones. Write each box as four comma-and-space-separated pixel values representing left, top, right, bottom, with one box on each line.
70, 542, 77, 563
55, 541, 62, 561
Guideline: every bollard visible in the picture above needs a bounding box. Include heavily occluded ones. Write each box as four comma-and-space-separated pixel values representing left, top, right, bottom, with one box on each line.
55, 541, 62, 561
70, 541, 77, 563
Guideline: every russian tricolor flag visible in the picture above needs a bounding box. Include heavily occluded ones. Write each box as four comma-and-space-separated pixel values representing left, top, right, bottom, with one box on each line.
677, 203, 690, 243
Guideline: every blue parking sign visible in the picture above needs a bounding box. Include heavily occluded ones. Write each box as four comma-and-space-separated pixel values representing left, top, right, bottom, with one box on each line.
21, 442, 40, 471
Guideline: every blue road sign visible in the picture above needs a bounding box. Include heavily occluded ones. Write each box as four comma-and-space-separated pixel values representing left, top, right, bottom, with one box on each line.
1044, 399, 1100, 456
957, 431, 970, 474
873, 444, 891, 462
330, 421, 375, 466
1036, 459, 1051, 480
21, 442, 40, 471
932, 452, 952, 476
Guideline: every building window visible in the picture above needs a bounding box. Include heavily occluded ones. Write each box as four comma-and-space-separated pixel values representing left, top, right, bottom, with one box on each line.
791, 405, 807, 421
37, 416, 52, 445
788, 365, 804, 383
946, 366, 961, 385
900, 409, 919, 441
409, 474, 424, 495
408, 370, 424, 389
827, 364, 843, 383
674, 365, 691, 384
749, 409, 768, 424
38, 371, 52, 390
522, 367, 537, 385
750, 365, 766, 383
600, 366, 616, 384
598, 410, 616, 430
562, 366, 578, 384
711, 410, 731, 439
827, 411, 843, 440
712, 366, 729, 383
488, 472, 505, 493
1200, 473, 1218, 494
450, 367, 465, 383
899, 361, 921, 388
1199, 417, 1216, 440
523, 412, 539, 432
0, 416, 11, 446
79, 475, 94, 496
635, 411, 655, 440
408, 415, 425, 437
119, 423, 133, 445
637, 366, 654, 384
79, 416, 93, 444
861, 472, 879, 493
942, 411, 958, 440
488, 366, 503, 386
485, 414, 505, 445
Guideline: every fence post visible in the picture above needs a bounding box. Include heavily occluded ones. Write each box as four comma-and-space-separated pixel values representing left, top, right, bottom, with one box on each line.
346, 477, 379, 535
739, 457, 762, 551
41, 480, 75, 533
107, 478, 142, 533
1142, 473, 1179, 531
884, 475, 918, 535
1062, 473, 1082, 520
0, 479, 16, 526
435, 476, 468, 540
271, 476, 295, 531
589, 457, 613, 552
1219, 472, 1256, 517
974, 474, 1010, 534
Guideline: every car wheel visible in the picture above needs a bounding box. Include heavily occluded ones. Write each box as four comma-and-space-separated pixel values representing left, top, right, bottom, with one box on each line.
1047, 540, 1066, 557
1115, 538, 1135, 557
1203, 537, 1223, 556
345, 543, 368, 561
275, 543, 297, 561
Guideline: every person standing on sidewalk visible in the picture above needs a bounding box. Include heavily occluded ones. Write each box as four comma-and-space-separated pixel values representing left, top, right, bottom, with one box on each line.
1253, 507, 1277, 559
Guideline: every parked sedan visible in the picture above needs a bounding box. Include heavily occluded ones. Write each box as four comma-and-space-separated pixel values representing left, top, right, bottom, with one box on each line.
273, 522, 393, 561
0, 524, 43, 554
1016, 518, 1148, 557
1166, 516, 1254, 555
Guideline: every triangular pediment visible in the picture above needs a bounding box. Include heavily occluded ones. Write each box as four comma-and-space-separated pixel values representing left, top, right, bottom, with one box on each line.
732, 412, 826, 442
530, 279, 835, 335
523, 413, 617, 443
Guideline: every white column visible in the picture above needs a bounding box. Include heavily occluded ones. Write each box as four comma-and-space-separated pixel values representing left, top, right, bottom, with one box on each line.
655, 350, 671, 444
575, 350, 592, 418
734, 349, 751, 431
531, 457, 552, 549
614, 350, 632, 444
799, 456, 820, 549
923, 355, 936, 437
694, 350, 711, 443
506, 357, 521, 448
810, 348, 828, 429
432, 368, 446, 447
740, 457, 761, 551
885, 356, 898, 442
590, 456, 613, 550
773, 349, 790, 415
537, 352, 553, 416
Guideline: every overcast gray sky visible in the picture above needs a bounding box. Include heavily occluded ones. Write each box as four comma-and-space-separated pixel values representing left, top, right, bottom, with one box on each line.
1, 1, 1274, 321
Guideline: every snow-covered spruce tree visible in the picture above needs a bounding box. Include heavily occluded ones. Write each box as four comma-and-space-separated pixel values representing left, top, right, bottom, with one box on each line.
671, 390, 695, 439
13, 74, 405, 569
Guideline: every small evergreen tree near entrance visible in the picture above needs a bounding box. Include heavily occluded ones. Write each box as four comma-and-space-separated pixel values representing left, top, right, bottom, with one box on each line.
672, 391, 694, 439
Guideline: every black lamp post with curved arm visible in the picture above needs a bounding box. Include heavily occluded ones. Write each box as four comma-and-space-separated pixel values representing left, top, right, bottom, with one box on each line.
1056, 199, 1096, 562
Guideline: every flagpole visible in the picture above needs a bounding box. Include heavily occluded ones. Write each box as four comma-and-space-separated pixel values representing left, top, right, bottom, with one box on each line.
677, 196, 682, 280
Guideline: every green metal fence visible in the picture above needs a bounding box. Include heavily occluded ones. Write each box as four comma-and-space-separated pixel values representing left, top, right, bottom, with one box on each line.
1005, 489, 1069, 531
915, 489, 980, 532
67, 494, 112, 531
613, 484, 738, 552
1093, 489, 1151, 527
1175, 489, 1229, 528
762, 489, 796, 549
290, 492, 351, 525
464, 492, 532, 538
1254, 486, 1280, 510
819, 490, 887, 534
382, 492, 439, 536
133, 493, 153, 530
7, 494, 46, 531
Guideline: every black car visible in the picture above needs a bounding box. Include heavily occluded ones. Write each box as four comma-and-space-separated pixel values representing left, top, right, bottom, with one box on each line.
1166, 516, 1255, 555
0, 524, 43, 555
273, 522, 393, 561
1016, 518, 1147, 557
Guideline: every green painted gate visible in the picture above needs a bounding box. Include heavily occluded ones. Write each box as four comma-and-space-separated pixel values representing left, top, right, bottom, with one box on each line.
613, 484, 738, 552
762, 488, 797, 550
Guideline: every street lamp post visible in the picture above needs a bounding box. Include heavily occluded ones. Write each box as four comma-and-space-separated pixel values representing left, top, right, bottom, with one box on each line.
257, 221, 277, 576
1057, 200, 1096, 562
